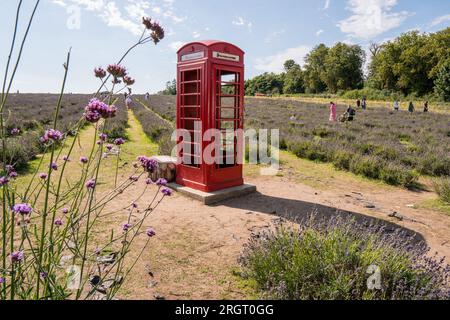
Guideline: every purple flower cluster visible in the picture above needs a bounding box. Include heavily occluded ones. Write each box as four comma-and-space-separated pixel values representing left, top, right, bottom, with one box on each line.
123, 223, 132, 232
114, 138, 126, 146
10, 128, 20, 136
156, 178, 168, 187
54, 218, 63, 226
142, 17, 165, 44
51, 162, 58, 171
0, 176, 10, 186
146, 228, 156, 238
138, 156, 158, 173
84, 98, 117, 123
12, 203, 33, 216
40, 129, 63, 144
94, 67, 107, 78
80, 156, 89, 164
99, 133, 108, 142
123, 76, 135, 86
107, 64, 127, 78
39, 173, 48, 180
10, 251, 24, 263
161, 187, 172, 196
86, 178, 96, 189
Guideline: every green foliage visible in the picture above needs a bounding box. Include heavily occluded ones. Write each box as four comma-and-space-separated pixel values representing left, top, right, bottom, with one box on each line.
323, 43, 365, 93
369, 28, 450, 97
245, 72, 284, 96
304, 44, 329, 93
159, 79, 177, 95
434, 61, 450, 102
434, 178, 450, 204
239, 217, 450, 300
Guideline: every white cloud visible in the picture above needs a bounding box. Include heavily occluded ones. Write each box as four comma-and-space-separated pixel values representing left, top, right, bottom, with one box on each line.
50, 0, 186, 34
192, 31, 201, 39
232, 16, 253, 30
337, 0, 412, 39
316, 29, 324, 36
323, 0, 331, 10
430, 14, 450, 27
255, 45, 311, 73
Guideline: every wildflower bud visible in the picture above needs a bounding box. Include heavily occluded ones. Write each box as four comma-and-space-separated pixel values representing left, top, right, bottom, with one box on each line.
62, 208, 69, 214
123, 76, 135, 86
114, 138, 126, 146
122, 223, 132, 232
0, 176, 10, 186
40, 129, 63, 144
51, 162, 58, 171
12, 203, 33, 216
156, 178, 168, 187
138, 156, 158, 173
107, 64, 127, 78
0, 277, 5, 284
161, 187, 172, 196
86, 178, 96, 190
10, 251, 24, 264
80, 156, 89, 164
39, 173, 48, 180
146, 228, 156, 238
94, 67, 107, 78
54, 218, 63, 226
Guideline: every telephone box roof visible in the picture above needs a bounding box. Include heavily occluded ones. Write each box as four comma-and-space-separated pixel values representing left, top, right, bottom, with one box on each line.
177, 40, 245, 54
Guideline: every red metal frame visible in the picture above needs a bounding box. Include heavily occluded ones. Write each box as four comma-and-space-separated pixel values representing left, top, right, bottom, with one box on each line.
176, 41, 245, 192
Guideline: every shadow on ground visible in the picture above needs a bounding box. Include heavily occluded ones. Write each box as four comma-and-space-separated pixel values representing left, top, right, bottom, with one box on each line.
218, 192, 426, 244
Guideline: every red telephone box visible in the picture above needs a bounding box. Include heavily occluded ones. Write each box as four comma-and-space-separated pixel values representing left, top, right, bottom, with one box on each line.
176, 40, 245, 192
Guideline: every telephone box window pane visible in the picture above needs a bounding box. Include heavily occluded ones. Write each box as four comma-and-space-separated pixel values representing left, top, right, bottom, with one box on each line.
220, 108, 236, 119
183, 70, 199, 82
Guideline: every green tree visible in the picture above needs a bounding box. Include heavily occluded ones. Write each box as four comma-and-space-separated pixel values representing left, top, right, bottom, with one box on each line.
434, 61, 450, 102
283, 60, 304, 94
245, 72, 284, 96
160, 79, 176, 95
323, 43, 365, 93
303, 44, 329, 93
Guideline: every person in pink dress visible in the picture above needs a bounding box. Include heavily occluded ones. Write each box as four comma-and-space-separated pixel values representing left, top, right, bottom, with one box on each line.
329, 102, 337, 122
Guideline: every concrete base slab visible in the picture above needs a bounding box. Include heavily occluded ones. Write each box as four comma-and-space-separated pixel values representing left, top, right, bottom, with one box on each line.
168, 183, 257, 205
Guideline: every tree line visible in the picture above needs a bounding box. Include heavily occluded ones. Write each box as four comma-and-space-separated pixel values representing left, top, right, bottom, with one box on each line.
245, 27, 450, 102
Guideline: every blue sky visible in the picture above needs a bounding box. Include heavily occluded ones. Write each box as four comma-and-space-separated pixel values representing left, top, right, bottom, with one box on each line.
1, 0, 449, 93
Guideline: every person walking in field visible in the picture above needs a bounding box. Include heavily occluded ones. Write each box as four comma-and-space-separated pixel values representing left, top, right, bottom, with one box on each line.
356, 99, 361, 108
408, 101, 415, 113
394, 100, 399, 111
423, 101, 429, 113
329, 102, 337, 122
346, 105, 356, 121
361, 97, 367, 110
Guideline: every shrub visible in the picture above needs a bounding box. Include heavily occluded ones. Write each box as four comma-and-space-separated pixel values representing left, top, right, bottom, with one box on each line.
434, 178, 450, 204
350, 156, 381, 180
379, 164, 418, 187
239, 216, 450, 300
332, 150, 353, 170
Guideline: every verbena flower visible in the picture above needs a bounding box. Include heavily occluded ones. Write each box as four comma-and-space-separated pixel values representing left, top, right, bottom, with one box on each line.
40, 129, 63, 144
107, 64, 127, 78
10, 251, 24, 263
12, 203, 33, 215
131, 202, 138, 208
0, 176, 9, 186
10, 128, 20, 136
94, 67, 107, 78
142, 17, 165, 44
84, 98, 117, 123
0, 277, 5, 284
106, 144, 113, 151
129, 175, 139, 182
99, 133, 108, 141
62, 156, 70, 162
5, 165, 14, 173
9, 171, 18, 179
62, 208, 69, 214
138, 156, 158, 173
40, 272, 48, 279
145, 178, 153, 185
80, 156, 89, 164
86, 179, 96, 189
39, 173, 48, 180
122, 223, 132, 232
146, 228, 156, 238
51, 162, 58, 171
156, 178, 168, 187
161, 187, 172, 196
123, 76, 135, 86
54, 218, 63, 226
114, 138, 126, 146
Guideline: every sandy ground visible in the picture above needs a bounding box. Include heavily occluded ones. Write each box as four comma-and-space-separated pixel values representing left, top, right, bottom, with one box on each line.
103, 164, 450, 300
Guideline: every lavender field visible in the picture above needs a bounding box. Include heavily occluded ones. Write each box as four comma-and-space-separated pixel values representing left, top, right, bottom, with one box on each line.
136, 95, 450, 187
